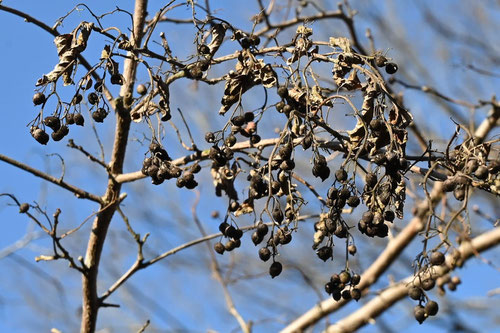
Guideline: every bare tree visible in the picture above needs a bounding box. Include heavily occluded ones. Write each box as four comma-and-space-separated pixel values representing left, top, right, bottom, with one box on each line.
0, 1, 499, 332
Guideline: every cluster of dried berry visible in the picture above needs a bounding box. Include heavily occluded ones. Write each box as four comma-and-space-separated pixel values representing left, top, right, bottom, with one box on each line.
325, 270, 362, 301
214, 221, 244, 254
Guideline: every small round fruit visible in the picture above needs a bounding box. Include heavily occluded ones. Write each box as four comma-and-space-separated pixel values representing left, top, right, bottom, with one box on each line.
249, 35, 260, 46
251, 231, 263, 245
348, 244, 357, 255
374, 55, 387, 67
110, 73, 123, 85
425, 300, 439, 316
272, 207, 284, 223
205, 132, 215, 143
269, 261, 282, 278
341, 289, 352, 300
335, 168, 348, 182
421, 278, 436, 291
339, 270, 351, 284
414, 305, 426, 324
317, 246, 333, 262
407, 286, 422, 300
259, 247, 271, 262
474, 165, 489, 180
19, 203, 29, 213
87, 92, 98, 105
350, 288, 361, 301
347, 195, 360, 208
214, 242, 225, 255
32, 92, 46, 105
32, 128, 49, 145
351, 274, 361, 286
74, 113, 85, 126
277, 85, 289, 98
256, 223, 269, 237
136, 84, 147, 95
430, 251, 445, 266
385, 62, 398, 74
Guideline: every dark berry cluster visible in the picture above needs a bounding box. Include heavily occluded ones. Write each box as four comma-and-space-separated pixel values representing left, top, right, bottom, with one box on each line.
325, 270, 361, 301
213, 221, 244, 254
141, 142, 191, 188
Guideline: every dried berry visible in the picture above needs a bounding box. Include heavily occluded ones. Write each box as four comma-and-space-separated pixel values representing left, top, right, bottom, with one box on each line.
110, 73, 123, 85
488, 160, 500, 174
421, 278, 435, 291
383, 210, 395, 222
72, 94, 83, 105
414, 305, 426, 324
251, 231, 263, 245
66, 113, 75, 125
272, 207, 284, 224
136, 84, 147, 95
425, 300, 439, 316
51, 125, 69, 141
259, 247, 271, 261
347, 195, 360, 208
18, 203, 29, 213
474, 165, 488, 180
385, 62, 398, 74
351, 274, 361, 286
348, 244, 357, 255
365, 172, 378, 187
374, 55, 387, 67
214, 242, 225, 255
32, 92, 46, 105
350, 288, 361, 301
317, 246, 333, 261
231, 115, 245, 126
249, 34, 260, 46
218, 222, 230, 235
250, 134, 261, 144
232, 228, 243, 240
430, 251, 445, 266
256, 222, 269, 237
341, 289, 352, 300
453, 186, 466, 201
269, 261, 283, 278
240, 37, 251, 49
277, 85, 289, 98
44, 116, 61, 131
335, 168, 348, 182
205, 132, 215, 143
92, 108, 107, 122
339, 188, 350, 200
224, 239, 237, 251
74, 113, 85, 126
408, 286, 422, 300
87, 92, 98, 105
339, 271, 351, 284
442, 178, 457, 192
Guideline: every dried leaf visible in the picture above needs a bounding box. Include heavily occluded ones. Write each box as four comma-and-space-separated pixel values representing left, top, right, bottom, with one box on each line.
329, 37, 352, 52
234, 199, 254, 217
37, 22, 94, 86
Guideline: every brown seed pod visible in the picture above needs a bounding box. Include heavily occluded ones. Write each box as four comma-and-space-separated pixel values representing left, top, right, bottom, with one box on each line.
430, 251, 445, 266
33, 92, 46, 105
414, 305, 426, 324
214, 242, 225, 255
425, 300, 439, 316
269, 261, 282, 278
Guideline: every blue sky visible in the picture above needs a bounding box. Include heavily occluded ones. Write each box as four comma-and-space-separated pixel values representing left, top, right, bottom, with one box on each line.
1, 1, 499, 332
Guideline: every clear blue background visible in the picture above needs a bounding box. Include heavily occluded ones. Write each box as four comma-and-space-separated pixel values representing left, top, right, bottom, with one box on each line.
1, 1, 499, 332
